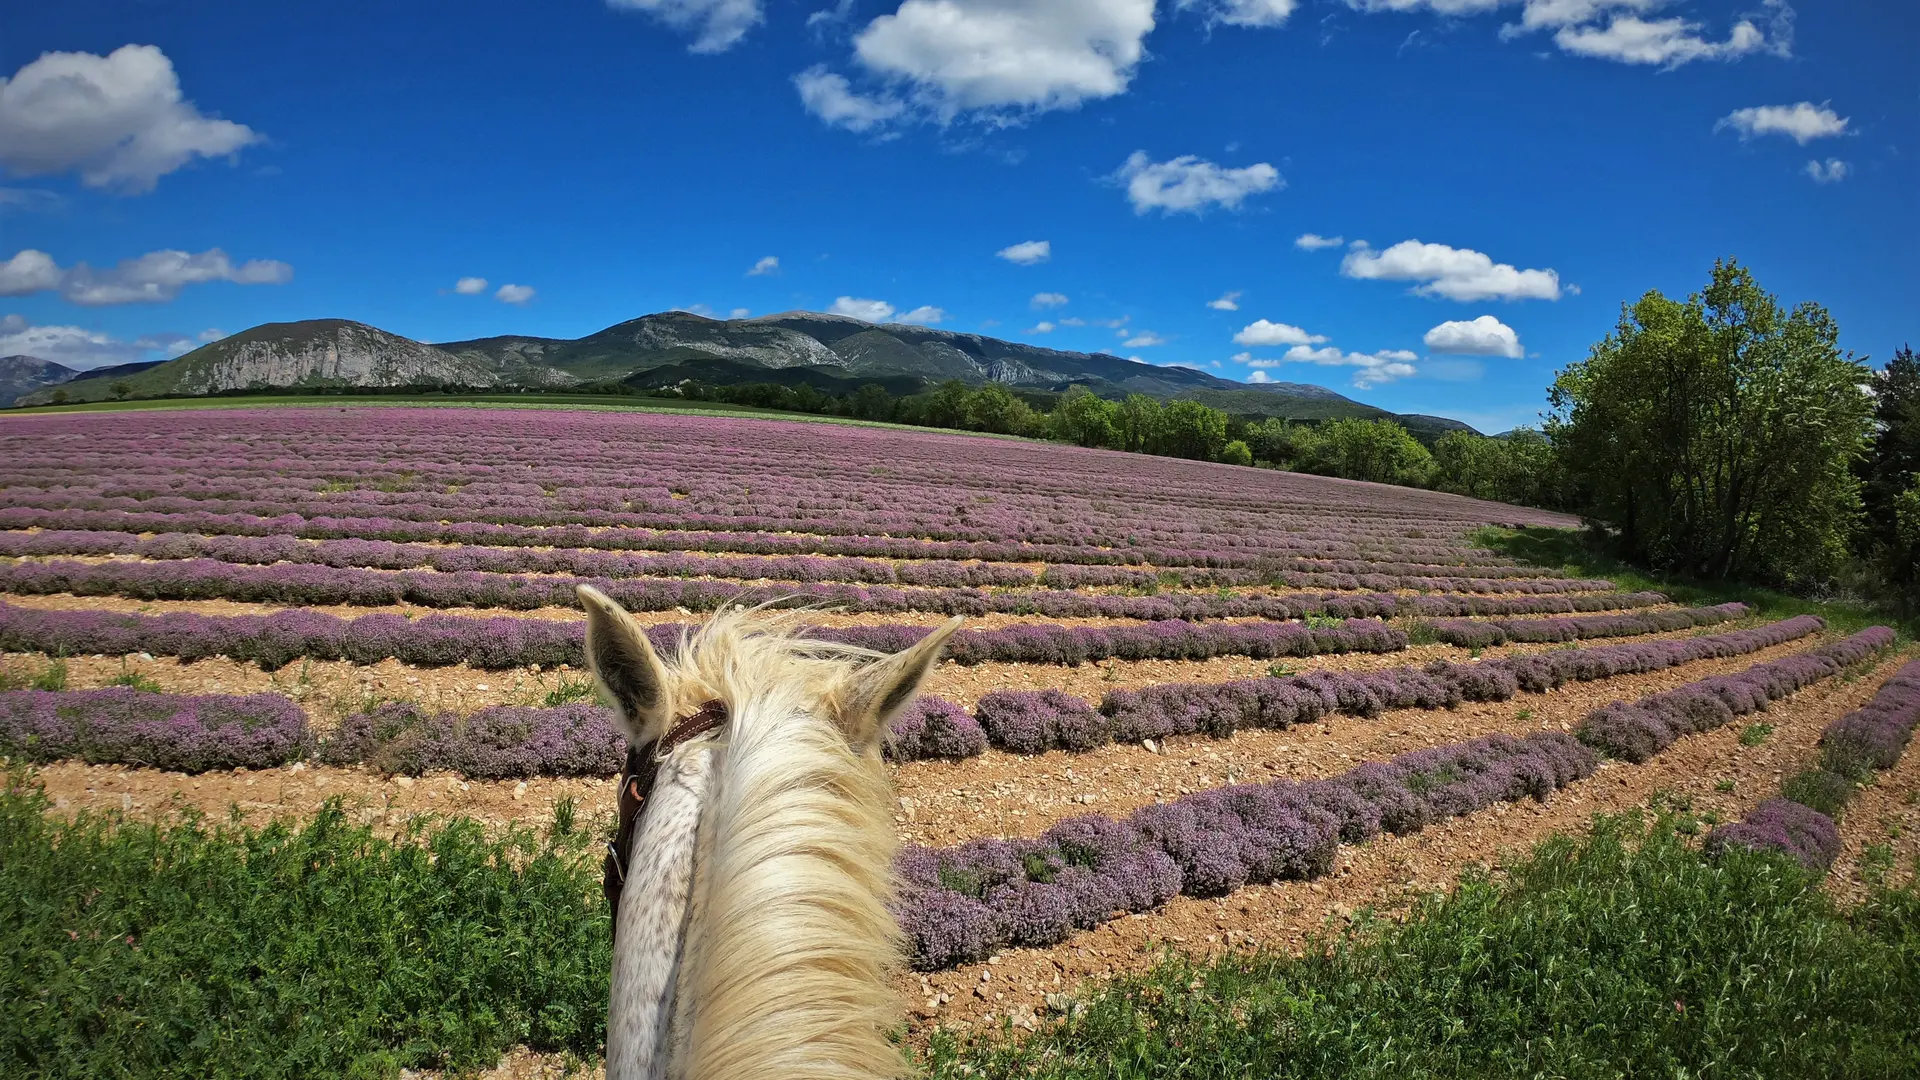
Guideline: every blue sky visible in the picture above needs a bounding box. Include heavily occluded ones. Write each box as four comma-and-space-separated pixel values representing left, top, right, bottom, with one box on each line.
2, 0, 1912, 432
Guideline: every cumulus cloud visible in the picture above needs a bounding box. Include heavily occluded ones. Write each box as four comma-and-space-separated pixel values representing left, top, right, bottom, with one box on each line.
453, 277, 488, 295
1282, 343, 1421, 387
1717, 101, 1849, 144
830, 296, 896, 321
849, 0, 1157, 121
1233, 319, 1328, 347
0, 45, 260, 193
1030, 321, 1056, 333
1113, 151, 1281, 215
1207, 291, 1241, 311
747, 255, 780, 276
1, 247, 293, 306
1294, 233, 1345, 250
1031, 291, 1069, 308
1341, 239, 1561, 302
1423, 314, 1523, 358
1123, 331, 1167, 347
0, 250, 63, 296
795, 67, 907, 132
495, 283, 536, 304
997, 240, 1052, 265
729, 307, 752, 318
1180, 0, 1299, 26
606, 0, 764, 54
0, 312, 175, 369
897, 304, 946, 325
1805, 158, 1849, 184
1246, 369, 1274, 383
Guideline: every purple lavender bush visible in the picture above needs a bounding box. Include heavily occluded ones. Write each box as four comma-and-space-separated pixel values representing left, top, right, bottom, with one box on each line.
1704, 798, 1841, 871
321, 702, 622, 778
884, 696, 987, 762
0, 688, 311, 772
1820, 659, 1920, 778
974, 690, 1110, 753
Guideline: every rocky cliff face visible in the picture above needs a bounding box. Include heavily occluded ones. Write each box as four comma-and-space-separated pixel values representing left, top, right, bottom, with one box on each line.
168, 321, 548, 392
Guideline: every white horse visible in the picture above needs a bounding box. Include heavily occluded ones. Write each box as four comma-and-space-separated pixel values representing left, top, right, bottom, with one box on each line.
579, 586, 959, 1080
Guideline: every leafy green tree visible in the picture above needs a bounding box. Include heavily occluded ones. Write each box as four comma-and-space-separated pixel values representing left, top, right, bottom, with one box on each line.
1432, 430, 1511, 501
1049, 386, 1119, 448
965, 383, 1037, 435
847, 383, 895, 421
49, 388, 69, 405
1154, 399, 1230, 460
1242, 418, 1318, 469
1858, 345, 1920, 605
923, 380, 972, 430
109, 381, 133, 401
1309, 418, 1435, 486
1113, 394, 1163, 453
1548, 259, 1873, 585
1219, 439, 1254, 467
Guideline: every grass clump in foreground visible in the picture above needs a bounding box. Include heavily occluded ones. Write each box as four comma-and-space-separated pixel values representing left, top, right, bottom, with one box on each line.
923, 815, 1920, 1079
0, 769, 609, 1079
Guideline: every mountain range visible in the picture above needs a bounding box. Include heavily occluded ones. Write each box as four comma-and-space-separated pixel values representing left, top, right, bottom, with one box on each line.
10, 311, 1476, 437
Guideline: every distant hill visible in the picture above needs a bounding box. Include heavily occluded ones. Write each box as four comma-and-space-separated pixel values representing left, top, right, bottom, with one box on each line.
0, 355, 79, 407
20, 310, 1481, 436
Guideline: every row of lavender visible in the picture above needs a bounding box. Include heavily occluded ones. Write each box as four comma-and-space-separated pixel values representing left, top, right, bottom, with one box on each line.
0, 526, 1564, 589
0, 602, 1407, 671
1423, 602, 1750, 647
0, 616, 1830, 774
1705, 659, 1920, 871
0, 557, 1674, 625
892, 626, 1894, 969
0, 508, 1593, 582
895, 614, 1815, 759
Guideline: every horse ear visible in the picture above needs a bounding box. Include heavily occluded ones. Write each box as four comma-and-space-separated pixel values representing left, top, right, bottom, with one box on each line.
841, 616, 962, 750
578, 585, 672, 746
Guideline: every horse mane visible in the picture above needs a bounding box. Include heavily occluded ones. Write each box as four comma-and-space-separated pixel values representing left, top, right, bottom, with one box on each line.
663, 608, 908, 1080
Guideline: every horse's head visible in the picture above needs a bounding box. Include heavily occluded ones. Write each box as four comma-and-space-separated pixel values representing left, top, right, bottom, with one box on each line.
579, 585, 958, 1080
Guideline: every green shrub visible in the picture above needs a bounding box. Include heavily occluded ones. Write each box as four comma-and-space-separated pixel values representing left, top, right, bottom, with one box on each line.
1782, 767, 1856, 818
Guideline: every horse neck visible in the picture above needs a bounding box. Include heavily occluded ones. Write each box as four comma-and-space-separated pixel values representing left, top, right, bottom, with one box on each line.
674, 693, 906, 1080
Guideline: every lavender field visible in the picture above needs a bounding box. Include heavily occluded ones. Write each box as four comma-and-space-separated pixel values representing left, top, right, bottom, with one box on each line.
1, 404, 1912, 1055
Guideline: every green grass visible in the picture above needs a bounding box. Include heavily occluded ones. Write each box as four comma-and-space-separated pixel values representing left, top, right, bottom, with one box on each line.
1475, 526, 1915, 640
0, 769, 610, 1079
1740, 722, 1776, 746
922, 815, 1920, 1079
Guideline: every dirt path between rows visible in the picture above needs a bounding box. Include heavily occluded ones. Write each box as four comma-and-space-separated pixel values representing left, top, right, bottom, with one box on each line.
1829, 720, 1920, 903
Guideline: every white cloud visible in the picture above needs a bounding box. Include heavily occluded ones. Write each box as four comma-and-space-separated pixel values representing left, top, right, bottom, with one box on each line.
605, 0, 763, 54
897, 304, 947, 325
0, 188, 62, 213
1282, 343, 1421, 388
1341, 239, 1561, 302
1717, 101, 1849, 144
0, 45, 260, 193
5, 247, 293, 306
997, 239, 1052, 265
848, 0, 1158, 121
1294, 233, 1345, 250
794, 67, 907, 132
1207, 291, 1241, 311
1233, 319, 1328, 347
1246, 369, 1273, 383
495, 283, 536, 304
0, 250, 63, 296
1123, 332, 1167, 347
1423, 314, 1523, 358
1113, 151, 1281, 215
1552, 12, 1782, 66
1805, 158, 1849, 184
1030, 321, 1056, 333
0, 312, 166, 369
830, 296, 896, 322
1031, 291, 1069, 308
729, 307, 752, 319
198, 327, 224, 342
808, 0, 857, 29
747, 255, 780, 276
1179, 0, 1299, 27
453, 277, 488, 295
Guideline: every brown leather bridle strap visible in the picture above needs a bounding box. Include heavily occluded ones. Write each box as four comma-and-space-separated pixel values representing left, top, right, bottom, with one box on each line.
604, 699, 728, 937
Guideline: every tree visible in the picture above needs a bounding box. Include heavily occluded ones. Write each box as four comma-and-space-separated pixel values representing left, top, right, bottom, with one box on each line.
1113, 394, 1163, 453
1049, 387, 1119, 448
1859, 345, 1920, 605
109, 381, 133, 401
923, 380, 972, 430
965, 383, 1037, 435
1243, 418, 1318, 469
49, 388, 69, 405
1154, 399, 1229, 460
1310, 418, 1434, 486
1548, 259, 1873, 585
848, 383, 895, 421
1432, 430, 1511, 501
1219, 439, 1253, 467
